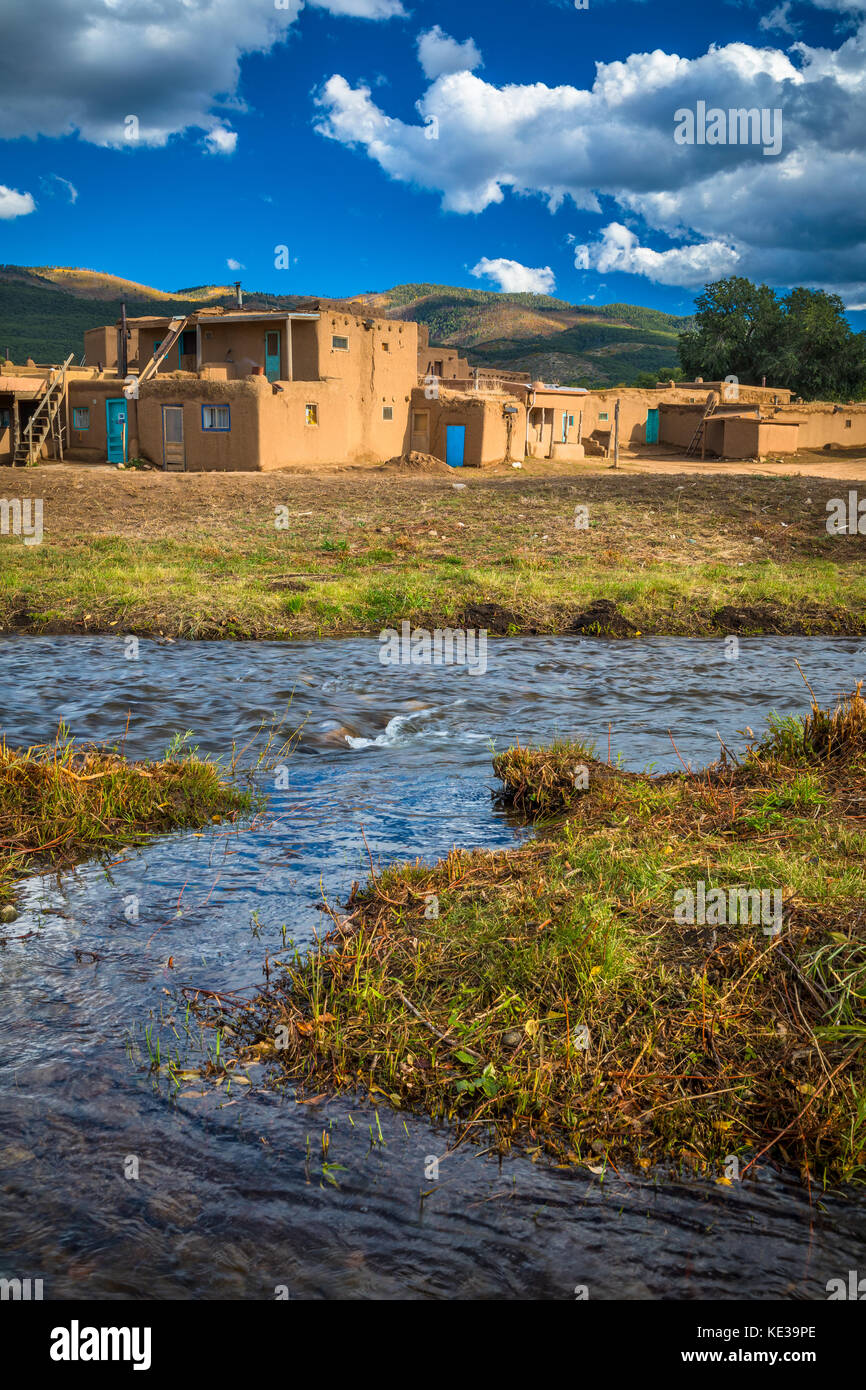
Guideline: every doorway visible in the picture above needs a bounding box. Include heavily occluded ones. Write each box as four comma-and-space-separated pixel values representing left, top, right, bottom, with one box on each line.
265, 330, 281, 383
446, 424, 465, 466
105, 398, 128, 463
162, 405, 185, 471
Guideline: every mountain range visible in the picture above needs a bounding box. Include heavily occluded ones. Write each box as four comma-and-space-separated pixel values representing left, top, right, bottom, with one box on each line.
0, 266, 689, 387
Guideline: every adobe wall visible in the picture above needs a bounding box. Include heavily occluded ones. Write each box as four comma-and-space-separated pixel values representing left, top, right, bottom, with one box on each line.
774, 404, 866, 449
198, 320, 277, 377
84, 326, 117, 371
314, 310, 418, 462
413, 388, 520, 467
419, 345, 469, 382
135, 377, 263, 471
658, 403, 707, 450
66, 377, 137, 461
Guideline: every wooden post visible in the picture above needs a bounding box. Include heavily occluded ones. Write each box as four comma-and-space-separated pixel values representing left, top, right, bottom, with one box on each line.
612, 398, 620, 468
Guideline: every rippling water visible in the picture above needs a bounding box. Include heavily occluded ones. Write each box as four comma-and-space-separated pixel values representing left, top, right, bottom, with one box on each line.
1, 633, 865, 1299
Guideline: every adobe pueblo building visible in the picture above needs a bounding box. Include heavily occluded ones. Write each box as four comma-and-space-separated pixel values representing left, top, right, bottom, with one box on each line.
1, 294, 864, 470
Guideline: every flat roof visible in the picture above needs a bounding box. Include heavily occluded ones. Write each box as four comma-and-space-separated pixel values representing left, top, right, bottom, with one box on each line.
0, 375, 48, 397
194, 312, 320, 324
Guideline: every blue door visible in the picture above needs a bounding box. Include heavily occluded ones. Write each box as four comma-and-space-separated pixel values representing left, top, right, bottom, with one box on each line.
106, 398, 128, 463
645, 408, 659, 444
265, 330, 281, 383
446, 424, 465, 467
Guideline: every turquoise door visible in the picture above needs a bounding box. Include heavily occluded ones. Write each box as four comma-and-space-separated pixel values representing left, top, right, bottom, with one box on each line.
446, 424, 465, 467
645, 408, 659, 444
265, 330, 281, 383
106, 398, 128, 463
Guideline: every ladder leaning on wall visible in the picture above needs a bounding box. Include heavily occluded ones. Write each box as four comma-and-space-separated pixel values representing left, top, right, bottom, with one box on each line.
685, 392, 717, 458
13, 353, 74, 466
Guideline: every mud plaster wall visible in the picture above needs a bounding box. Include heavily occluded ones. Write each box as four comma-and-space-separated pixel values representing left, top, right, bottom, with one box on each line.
66, 378, 135, 460
84, 327, 117, 371
775, 406, 866, 449
136, 378, 262, 471
416, 390, 516, 466
316, 312, 417, 463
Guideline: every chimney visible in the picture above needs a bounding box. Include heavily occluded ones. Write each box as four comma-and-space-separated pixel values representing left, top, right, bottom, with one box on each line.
119, 301, 128, 378
234, 280, 243, 309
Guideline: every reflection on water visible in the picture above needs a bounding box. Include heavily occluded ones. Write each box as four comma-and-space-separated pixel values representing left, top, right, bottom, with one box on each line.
1, 634, 864, 1299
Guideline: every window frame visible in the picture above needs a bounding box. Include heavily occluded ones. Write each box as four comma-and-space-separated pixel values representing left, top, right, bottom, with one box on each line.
382, 405, 394, 421
305, 403, 319, 426
201, 404, 231, 432
72, 406, 90, 431
331, 334, 349, 352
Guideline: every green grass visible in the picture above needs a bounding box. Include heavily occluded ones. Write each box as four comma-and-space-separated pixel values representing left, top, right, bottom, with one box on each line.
0, 729, 254, 907
208, 687, 866, 1185
3, 539, 865, 639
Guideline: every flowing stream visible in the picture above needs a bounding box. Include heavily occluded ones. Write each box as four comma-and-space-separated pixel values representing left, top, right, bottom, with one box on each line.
1, 633, 865, 1299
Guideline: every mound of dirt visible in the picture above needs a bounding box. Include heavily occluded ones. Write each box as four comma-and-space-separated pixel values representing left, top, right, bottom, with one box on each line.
569, 599, 636, 636
460, 602, 525, 634
384, 451, 452, 473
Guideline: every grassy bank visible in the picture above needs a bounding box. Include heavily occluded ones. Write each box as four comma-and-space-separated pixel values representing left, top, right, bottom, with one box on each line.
0, 732, 252, 909
1, 467, 865, 638
212, 688, 866, 1185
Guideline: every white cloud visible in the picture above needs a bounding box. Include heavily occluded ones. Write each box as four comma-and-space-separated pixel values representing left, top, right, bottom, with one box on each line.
309, 0, 405, 15
574, 223, 740, 286
227, 258, 245, 270
41, 173, 78, 203
471, 257, 555, 293
0, 185, 36, 219
759, 4, 799, 36
204, 125, 238, 156
417, 26, 483, 80
0, 0, 401, 150
314, 27, 866, 295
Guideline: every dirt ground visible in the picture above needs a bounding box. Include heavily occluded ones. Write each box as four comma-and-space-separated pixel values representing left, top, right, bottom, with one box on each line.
1, 457, 865, 639
3, 445, 866, 541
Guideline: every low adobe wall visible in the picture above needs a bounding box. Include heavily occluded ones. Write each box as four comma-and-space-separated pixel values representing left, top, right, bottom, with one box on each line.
774, 404, 866, 450
413, 388, 520, 467
136, 376, 263, 471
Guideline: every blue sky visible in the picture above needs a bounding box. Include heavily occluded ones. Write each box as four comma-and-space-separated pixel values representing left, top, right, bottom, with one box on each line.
0, 0, 864, 319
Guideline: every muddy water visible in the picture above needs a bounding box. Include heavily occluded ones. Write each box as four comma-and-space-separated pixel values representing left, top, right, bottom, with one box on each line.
1, 633, 865, 1300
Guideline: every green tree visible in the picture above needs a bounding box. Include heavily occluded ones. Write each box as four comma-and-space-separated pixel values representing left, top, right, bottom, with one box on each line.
678, 276, 866, 400
678, 277, 783, 384
771, 288, 866, 401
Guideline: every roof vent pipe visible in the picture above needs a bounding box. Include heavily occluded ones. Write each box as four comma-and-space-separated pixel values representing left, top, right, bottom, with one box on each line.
234, 280, 243, 309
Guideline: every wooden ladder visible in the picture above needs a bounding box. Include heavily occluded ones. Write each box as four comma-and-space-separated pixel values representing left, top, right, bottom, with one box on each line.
685, 393, 717, 457
13, 353, 74, 466
137, 316, 189, 386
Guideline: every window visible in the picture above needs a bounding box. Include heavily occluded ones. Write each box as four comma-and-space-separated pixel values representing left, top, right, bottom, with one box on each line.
331, 335, 349, 352
845, 419, 852, 428
0, 408, 10, 430
179, 330, 197, 356
382, 341, 390, 352
382, 406, 394, 421
153, 340, 163, 355
201, 405, 230, 431
305, 403, 318, 426
72, 406, 90, 430
599, 412, 609, 421
568, 415, 574, 427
